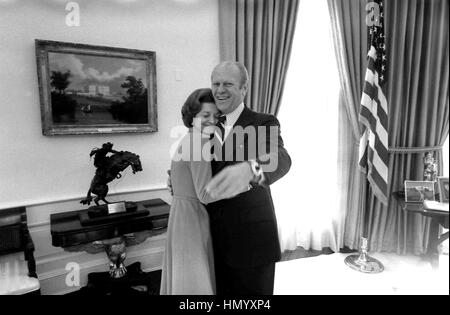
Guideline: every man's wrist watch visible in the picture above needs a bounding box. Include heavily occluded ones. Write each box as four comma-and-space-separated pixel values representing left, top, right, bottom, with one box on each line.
248, 160, 263, 183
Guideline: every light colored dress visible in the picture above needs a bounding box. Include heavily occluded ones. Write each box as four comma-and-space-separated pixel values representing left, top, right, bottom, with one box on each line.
160, 131, 217, 295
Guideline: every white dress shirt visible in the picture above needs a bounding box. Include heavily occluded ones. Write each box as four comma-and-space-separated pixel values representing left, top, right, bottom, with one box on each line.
220, 102, 245, 142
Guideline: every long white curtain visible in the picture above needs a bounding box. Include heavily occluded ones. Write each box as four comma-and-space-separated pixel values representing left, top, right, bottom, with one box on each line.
272, 0, 342, 252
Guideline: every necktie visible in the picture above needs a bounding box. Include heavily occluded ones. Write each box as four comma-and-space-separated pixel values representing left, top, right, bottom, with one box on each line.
210, 115, 226, 158
217, 115, 226, 141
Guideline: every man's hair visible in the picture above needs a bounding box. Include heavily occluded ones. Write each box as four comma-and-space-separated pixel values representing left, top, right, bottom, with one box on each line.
181, 88, 215, 128
213, 61, 249, 88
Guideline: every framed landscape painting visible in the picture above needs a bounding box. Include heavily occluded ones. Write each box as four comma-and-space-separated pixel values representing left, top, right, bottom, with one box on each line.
35, 39, 157, 135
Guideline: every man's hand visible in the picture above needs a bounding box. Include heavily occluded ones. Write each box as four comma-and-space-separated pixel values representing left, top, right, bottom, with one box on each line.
205, 162, 253, 199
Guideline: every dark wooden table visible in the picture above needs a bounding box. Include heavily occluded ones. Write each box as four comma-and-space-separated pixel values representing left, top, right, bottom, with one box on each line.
393, 192, 449, 268
51, 198, 169, 247
50, 198, 170, 294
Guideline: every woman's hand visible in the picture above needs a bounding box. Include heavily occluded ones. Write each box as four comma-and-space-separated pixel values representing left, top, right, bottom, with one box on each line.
167, 170, 173, 196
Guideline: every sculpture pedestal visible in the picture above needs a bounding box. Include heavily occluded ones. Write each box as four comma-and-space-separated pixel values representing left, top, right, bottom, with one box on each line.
50, 198, 170, 294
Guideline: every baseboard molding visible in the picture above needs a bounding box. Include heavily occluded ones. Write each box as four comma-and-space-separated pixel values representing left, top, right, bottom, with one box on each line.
38, 243, 166, 295
38, 244, 166, 281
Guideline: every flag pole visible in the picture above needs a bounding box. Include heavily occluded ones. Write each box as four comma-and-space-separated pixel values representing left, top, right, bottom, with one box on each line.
343, 0, 387, 274
344, 178, 384, 273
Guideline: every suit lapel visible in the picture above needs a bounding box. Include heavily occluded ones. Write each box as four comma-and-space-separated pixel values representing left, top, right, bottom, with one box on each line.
233, 105, 255, 129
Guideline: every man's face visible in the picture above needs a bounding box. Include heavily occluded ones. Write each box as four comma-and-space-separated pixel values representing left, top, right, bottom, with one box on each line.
211, 65, 247, 114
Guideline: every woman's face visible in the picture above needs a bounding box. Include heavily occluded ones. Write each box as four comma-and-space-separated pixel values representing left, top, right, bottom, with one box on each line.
193, 102, 219, 135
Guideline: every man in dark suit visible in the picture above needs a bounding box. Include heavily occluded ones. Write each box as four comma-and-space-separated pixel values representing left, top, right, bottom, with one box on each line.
205, 61, 291, 295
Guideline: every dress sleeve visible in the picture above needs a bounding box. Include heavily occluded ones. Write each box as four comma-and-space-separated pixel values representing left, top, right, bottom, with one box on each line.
189, 159, 220, 205
188, 134, 249, 204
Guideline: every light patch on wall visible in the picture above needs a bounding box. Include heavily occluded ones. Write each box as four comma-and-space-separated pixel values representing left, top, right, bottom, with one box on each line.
113, 0, 141, 3
0, 0, 17, 5
171, 0, 202, 4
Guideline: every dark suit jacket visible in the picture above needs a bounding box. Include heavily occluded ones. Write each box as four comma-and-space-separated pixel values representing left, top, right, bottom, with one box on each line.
206, 106, 291, 268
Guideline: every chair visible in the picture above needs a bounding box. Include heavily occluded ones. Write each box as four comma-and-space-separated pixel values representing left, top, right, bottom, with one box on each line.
0, 207, 40, 295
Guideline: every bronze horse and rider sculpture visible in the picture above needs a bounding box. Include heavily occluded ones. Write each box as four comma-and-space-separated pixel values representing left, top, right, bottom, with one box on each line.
79, 142, 144, 278
80, 142, 142, 207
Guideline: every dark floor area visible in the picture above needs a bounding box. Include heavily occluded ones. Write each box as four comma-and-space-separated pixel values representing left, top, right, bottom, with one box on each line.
280, 246, 356, 261
65, 262, 161, 295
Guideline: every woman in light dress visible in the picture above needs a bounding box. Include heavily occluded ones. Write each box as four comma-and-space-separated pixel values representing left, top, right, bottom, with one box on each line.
160, 88, 245, 295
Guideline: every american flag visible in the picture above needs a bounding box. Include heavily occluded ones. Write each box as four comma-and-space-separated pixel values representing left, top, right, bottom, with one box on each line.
358, 0, 389, 205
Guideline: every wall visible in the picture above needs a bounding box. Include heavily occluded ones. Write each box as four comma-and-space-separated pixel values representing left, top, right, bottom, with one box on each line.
0, 0, 219, 294
0, 0, 219, 208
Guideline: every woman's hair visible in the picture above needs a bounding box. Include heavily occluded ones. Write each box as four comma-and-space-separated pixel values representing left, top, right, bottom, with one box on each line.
181, 88, 215, 128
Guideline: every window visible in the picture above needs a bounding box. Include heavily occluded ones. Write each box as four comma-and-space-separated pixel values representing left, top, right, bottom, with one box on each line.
271, 0, 341, 252
271, 0, 449, 253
